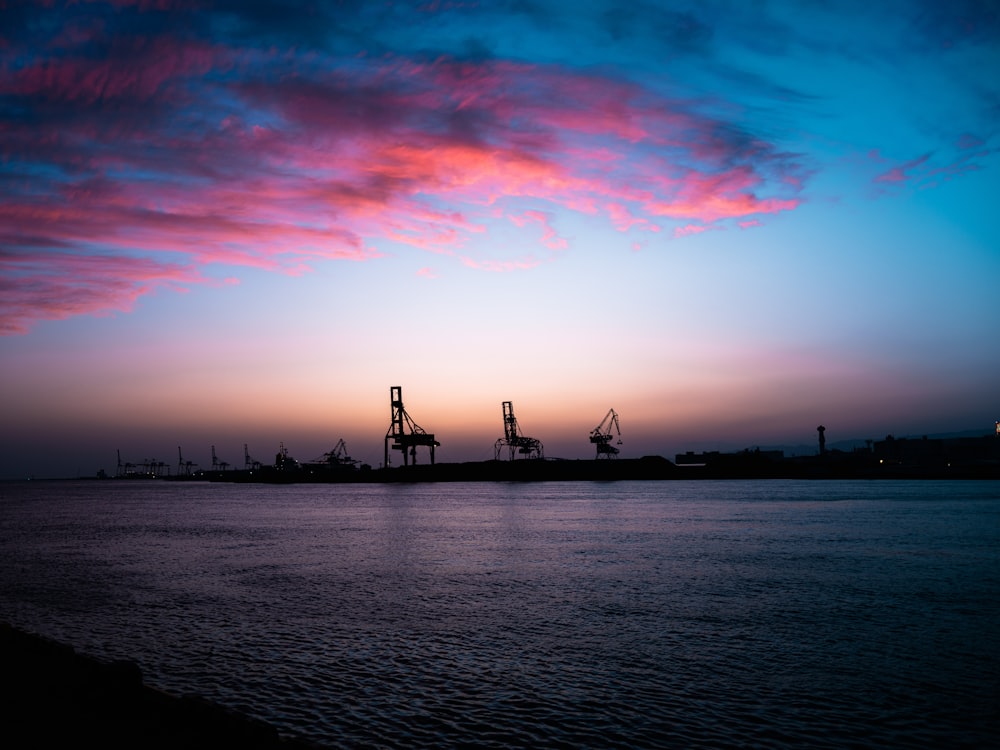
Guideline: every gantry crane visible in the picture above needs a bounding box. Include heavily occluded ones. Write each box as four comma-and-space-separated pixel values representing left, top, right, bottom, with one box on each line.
115, 449, 164, 477
116, 450, 152, 477
385, 386, 440, 467
590, 408, 622, 459
211, 445, 229, 471
315, 438, 357, 467
177, 446, 197, 476
116, 449, 132, 477
244, 444, 262, 471
495, 400, 544, 460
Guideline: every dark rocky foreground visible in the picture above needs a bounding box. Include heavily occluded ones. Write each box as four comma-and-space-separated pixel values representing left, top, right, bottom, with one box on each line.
1, 622, 326, 750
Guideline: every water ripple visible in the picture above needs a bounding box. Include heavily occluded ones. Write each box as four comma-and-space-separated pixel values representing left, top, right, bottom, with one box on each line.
1, 479, 998, 748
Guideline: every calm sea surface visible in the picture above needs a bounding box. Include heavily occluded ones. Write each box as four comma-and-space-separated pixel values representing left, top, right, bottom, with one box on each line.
1, 479, 997, 748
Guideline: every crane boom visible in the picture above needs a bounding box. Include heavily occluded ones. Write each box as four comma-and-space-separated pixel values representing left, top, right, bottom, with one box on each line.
495, 401, 544, 460
589, 408, 622, 458
385, 386, 439, 467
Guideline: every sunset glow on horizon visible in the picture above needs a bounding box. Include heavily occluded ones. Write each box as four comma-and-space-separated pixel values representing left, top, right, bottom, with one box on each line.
2, 1, 998, 478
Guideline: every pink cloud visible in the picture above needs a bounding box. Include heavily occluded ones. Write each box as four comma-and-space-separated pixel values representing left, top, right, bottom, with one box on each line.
2, 45, 806, 333
3, 37, 220, 104
607, 203, 660, 233
956, 133, 985, 150
0, 251, 205, 335
508, 210, 568, 250
673, 224, 710, 238
870, 149, 988, 194
874, 153, 930, 184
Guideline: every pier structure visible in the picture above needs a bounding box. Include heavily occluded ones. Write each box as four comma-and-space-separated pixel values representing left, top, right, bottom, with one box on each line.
103, 392, 1000, 482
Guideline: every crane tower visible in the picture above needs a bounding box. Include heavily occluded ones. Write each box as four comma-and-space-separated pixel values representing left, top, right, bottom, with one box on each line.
211, 445, 230, 471
244, 444, 261, 471
590, 408, 622, 459
178, 446, 197, 476
495, 401, 544, 460
385, 386, 440, 467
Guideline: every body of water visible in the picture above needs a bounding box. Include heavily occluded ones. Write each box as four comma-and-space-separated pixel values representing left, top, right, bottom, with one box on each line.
1, 479, 997, 748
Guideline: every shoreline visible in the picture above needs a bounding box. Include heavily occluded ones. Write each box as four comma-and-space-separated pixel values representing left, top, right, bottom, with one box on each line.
120, 454, 1000, 483
0, 622, 325, 749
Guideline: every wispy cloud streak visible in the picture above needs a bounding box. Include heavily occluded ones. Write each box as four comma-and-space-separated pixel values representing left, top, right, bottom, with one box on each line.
2, 2, 810, 332
0, 251, 204, 335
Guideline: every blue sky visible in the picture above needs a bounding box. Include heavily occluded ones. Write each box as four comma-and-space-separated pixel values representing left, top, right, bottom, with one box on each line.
1, 0, 998, 478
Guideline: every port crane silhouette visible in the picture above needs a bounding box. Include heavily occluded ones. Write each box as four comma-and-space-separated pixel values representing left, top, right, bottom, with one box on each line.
211, 445, 229, 471
385, 386, 439, 467
315, 439, 357, 467
115, 449, 131, 477
177, 446, 197, 476
115, 449, 167, 477
495, 401, 544, 460
590, 408, 622, 459
244, 444, 262, 471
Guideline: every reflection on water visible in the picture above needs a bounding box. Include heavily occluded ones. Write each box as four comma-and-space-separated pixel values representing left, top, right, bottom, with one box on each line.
1, 479, 998, 748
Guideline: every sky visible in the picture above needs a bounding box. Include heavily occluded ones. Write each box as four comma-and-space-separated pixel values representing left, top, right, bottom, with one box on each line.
2, 0, 999, 478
